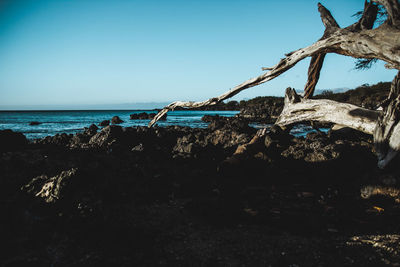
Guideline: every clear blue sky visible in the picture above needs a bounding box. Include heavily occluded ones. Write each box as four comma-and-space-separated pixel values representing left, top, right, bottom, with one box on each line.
0, 0, 397, 109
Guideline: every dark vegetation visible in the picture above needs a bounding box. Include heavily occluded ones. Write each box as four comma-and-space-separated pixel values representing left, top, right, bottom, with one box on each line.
234, 82, 391, 124
314, 82, 391, 109
176, 82, 391, 125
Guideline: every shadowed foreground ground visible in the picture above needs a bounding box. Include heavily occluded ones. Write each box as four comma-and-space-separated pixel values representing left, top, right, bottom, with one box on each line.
1, 116, 400, 266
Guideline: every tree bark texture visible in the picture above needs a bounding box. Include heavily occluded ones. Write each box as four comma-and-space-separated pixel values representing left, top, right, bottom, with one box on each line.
374, 71, 400, 168
276, 88, 380, 135
147, 1, 400, 168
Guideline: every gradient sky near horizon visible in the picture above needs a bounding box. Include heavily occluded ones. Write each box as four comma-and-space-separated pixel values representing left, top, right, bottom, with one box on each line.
0, 0, 397, 108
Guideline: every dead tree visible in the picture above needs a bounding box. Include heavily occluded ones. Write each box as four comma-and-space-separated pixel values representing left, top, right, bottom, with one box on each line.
149, 0, 400, 169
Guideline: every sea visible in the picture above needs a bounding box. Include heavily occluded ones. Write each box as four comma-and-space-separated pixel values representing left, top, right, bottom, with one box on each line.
0, 110, 319, 140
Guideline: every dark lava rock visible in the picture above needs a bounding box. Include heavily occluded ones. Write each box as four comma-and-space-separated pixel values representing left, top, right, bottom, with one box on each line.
328, 126, 371, 141
29, 121, 41, 126
264, 125, 293, 156
89, 125, 124, 147
0, 129, 28, 152
111, 116, 124, 124
70, 133, 91, 148
131, 143, 144, 152
83, 124, 99, 136
99, 120, 110, 126
22, 168, 78, 203
204, 115, 254, 134
238, 96, 283, 123
173, 116, 256, 158
34, 133, 73, 147
130, 112, 153, 120
201, 115, 217, 123
281, 132, 342, 163
3, 111, 400, 266
129, 112, 165, 120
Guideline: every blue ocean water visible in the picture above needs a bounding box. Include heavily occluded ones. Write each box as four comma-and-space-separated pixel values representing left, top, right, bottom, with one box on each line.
0, 110, 239, 139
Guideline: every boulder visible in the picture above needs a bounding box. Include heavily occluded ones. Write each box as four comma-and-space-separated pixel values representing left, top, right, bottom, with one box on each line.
99, 120, 110, 126
89, 125, 124, 147
131, 143, 144, 152
70, 133, 91, 147
264, 125, 292, 157
130, 112, 167, 120
111, 116, 124, 124
237, 97, 283, 123
84, 124, 99, 136
35, 133, 72, 147
29, 121, 41, 126
203, 115, 253, 134
22, 168, 78, 203
130, 112, 154, 120
0, 129, 28, 152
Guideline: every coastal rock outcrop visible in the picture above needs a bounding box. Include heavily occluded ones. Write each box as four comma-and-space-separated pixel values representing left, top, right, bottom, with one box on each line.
99, 120, 110, 126
173, 116, 256, 157
89, 125, 124, 147
22, 168, 79, 203
130, 112, 167, 120
2, 119, 400, 266
130, 112, 155, 120
237, 97, 283, 123
83, 124, 99, 135
0, 129, 28, 152
111, 116, 124, 124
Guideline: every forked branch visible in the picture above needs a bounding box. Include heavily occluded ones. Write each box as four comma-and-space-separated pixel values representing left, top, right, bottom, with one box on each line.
149, 2, 399, 127
276, 88, 380, 134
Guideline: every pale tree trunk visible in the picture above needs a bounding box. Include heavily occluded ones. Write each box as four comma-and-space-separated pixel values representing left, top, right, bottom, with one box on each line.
275, 88, 380, 135
374, 71, 400, 168
148, 0, 400, 168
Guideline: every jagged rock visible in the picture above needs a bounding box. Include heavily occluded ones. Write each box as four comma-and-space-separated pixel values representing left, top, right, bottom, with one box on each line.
29, 121, 41, 126
131, 143, 144, 152
34, 133, 72, 146
70, 133, 91, 147
130, 112, 154, 120
173, 121, 255, 157
0, 129, 28, 152
204, 115, 253, 134
280, 134, 341, 163
111, 116, 124, 124
99, 120, 110, 126
22, 168, 78, 203
263, 125, 293, 156
328, 126, 370, 141
89, 125, 124, 147
130, 112, 167, 120
84, 124, 99, 135
201, 115, 217, 123
237, 97, 283, 123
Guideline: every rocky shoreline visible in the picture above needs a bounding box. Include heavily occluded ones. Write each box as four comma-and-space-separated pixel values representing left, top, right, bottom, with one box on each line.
1, 104, 400, 266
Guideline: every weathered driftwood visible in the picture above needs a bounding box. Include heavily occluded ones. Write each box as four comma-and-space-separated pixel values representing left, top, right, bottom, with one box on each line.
276, 71, 400, 169
149, 1, 399, 127
148, 0, 400, 168
276, 88, 380, 135
374, 71, 400, 168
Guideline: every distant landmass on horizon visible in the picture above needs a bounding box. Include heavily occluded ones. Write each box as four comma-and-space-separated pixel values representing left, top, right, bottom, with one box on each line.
0, 88, 352, 111
0, 102, 172, 111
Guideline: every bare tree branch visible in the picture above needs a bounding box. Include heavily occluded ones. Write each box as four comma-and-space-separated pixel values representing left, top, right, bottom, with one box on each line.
148, 3, 399, 123
303, 53, 326, 99
374, 71, 400, 168
372, 0, 400, 27
276, 88, 380, 134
